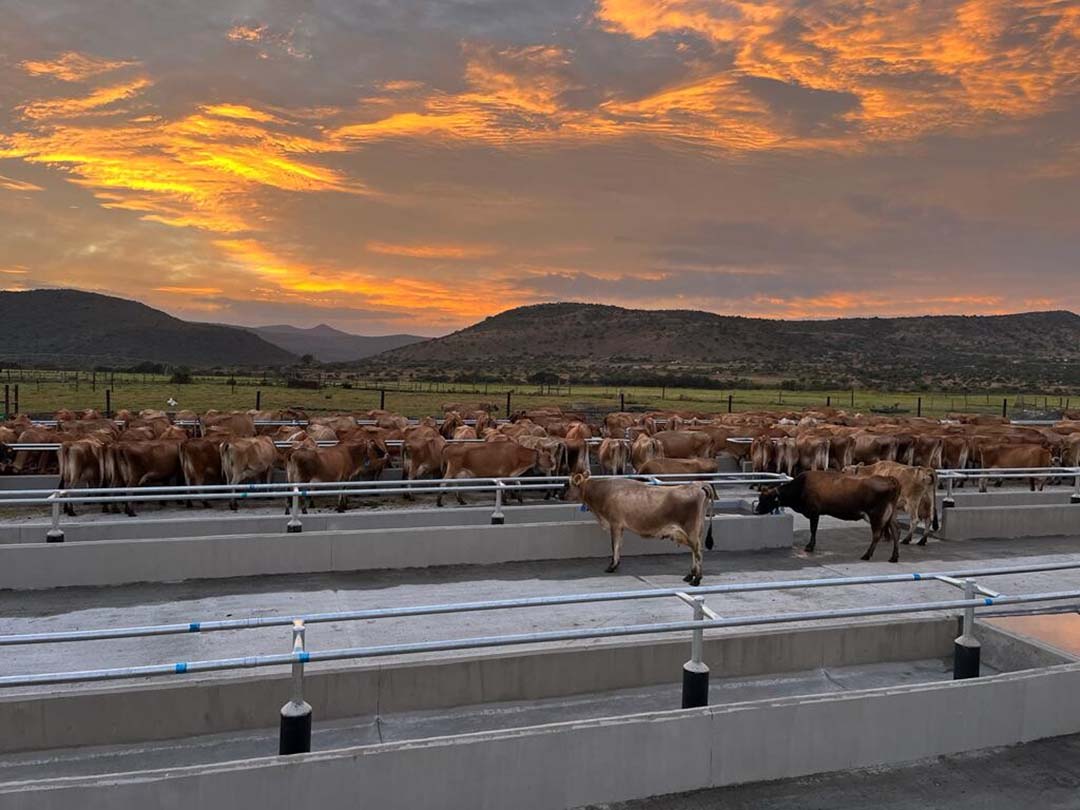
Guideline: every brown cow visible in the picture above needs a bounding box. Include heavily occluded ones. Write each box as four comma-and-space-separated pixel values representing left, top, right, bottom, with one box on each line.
286, 439, 386, 512
58, 437, 106, 516
437, 441, 556, 506
631, 434, 664, 471
845, 461, 938, 546
755, 471, 902, 562
637, 457, 719, 476
564, 422, 592, 475
598, 438, 631, 475
652, 430, 714, 460
179, 438, 224, 509
978, 443, 1053, 492
113, 440, 183, 516
565, 472, 715, 585
220, 436, 277, 510
401, 427, 447, 500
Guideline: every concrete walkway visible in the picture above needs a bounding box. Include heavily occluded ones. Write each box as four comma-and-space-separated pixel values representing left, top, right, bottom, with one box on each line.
585, 733, 1080, 809
3, 522, 1080, 693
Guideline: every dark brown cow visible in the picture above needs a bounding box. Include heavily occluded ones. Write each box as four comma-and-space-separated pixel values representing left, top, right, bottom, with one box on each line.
755, 471, 902, 562
113, 440, 183, 516
565, 472, 715, 585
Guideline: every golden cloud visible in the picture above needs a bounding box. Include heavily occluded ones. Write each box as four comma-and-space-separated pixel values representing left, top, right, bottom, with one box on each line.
19, 52, 135, 82
366, 241, 497, 259
0, 174, 43, 192
17, 78, 152, 121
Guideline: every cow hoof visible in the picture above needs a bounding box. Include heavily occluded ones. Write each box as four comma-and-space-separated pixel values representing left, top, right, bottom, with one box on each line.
690, 576, 702, 587
605, 564, 617, 573
889, 555, 899, 563
901, 538, 912, 545
917, 538, 928, 546
860, 552, 871, 561
803, 544, 815, 553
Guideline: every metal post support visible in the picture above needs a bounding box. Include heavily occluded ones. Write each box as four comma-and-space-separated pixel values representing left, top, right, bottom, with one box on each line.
1071, 474, 1080, 505
681, 596, 709, 708
943, 475, 955, 508
45, 493, 64, 543
491, 483, 505, 525
286, 488, 303, 533
953, 579, 980, 680
279, 620, 312, 755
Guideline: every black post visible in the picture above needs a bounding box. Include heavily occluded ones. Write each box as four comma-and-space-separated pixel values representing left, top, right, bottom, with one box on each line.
727, 394, 733, 414
105, 389, 111, 419
3, 384, 8, 419
380, 389, 386, 410
279, 701, 312, 755
1002, 397, 1007, 419
92, 370, 96, 392
256, 389, 262, 410
661, 386, 665, 400
682, 662, 709, 708
620, 392, 625, 412
826, 395, 831, 407
954, 637, 980, 680
917, 396, 922, 417
850, 388, 855, 407
505, 390, 511, 417
13, 384, 18, 416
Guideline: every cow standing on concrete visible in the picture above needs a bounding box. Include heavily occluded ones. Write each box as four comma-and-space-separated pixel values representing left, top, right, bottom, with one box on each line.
845, 461, 938, 546
754, 470, 902, 562
565, 472, 715, 586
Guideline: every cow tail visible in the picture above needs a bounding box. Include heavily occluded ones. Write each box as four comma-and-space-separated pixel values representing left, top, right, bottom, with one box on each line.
701, 484, 715, 550
931, 469, 940, 531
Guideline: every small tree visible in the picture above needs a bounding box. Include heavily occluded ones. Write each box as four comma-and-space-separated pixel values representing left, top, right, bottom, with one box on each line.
169, 367, 193, 385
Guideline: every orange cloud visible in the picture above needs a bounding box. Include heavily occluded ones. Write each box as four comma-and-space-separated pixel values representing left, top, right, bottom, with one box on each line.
747, 293, 1010, 319
366, 241, 497, 259
19, 52, 135, 82
0, 268, 29, 275
17, 78, 152, 121
154, 285, 225, 295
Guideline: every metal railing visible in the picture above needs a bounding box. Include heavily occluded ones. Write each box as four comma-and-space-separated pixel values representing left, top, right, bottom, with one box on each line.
2, 560, 1079, 691
0, 471, 790, 541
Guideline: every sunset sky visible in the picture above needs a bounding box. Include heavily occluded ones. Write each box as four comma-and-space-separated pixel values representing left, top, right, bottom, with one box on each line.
1, 0, 1078, 336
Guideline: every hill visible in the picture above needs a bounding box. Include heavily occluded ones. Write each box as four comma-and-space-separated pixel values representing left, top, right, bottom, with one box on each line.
361, 303, 1080, 390
0, 290, 296, 368
244, 323, 424, 362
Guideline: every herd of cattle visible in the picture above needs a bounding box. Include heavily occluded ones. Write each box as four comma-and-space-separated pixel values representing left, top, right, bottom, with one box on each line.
1, 404, 1078, 582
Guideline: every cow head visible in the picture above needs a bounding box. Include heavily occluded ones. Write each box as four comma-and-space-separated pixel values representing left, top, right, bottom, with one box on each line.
534, 445, 558, 475
754, 486, 780, 515
564, 470, 590, 501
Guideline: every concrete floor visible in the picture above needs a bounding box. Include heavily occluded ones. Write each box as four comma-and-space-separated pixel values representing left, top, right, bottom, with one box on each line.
584, 733, 1080, 809
3, 520, 1080, 692
0, 656, 976, 784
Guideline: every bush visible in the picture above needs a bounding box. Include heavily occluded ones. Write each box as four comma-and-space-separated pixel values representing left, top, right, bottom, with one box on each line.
169, 368, 193, 385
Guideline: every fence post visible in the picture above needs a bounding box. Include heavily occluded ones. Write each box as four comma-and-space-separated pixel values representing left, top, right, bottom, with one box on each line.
46, 492, 64, 543
380, 389, 385, 410
1071, 473, 1079, 505
682, 595, 709, 708
287, 487, 303, 533
943, 475, 956, 508
13, 384, 18, 416
491, 482, 505, 525
256, 390, 262, 410
917, 396, 922, 417
727, 394, 733, 414
105, 389, 111, 419
826, 395, 831, 407
1001, 397, 1007, 418
620, 392, 625, 412
279, 620, 312, 755
953, 579, 980, 680
505, 390, 511, 417
3, 384, 8, 419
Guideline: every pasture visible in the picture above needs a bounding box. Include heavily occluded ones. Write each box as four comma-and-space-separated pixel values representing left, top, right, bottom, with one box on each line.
0, 368, 1072, 419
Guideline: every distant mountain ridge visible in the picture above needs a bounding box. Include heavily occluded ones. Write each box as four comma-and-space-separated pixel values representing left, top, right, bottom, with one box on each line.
363, 303, 1080, 389
243, 323, 424, 362
0, 290, 296, 368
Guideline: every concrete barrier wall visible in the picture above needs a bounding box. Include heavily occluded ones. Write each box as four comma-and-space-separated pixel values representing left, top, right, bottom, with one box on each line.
940, 489, 1077, 508
0, 618, 957, 754
940, 503, 1080, 541
6, 644, 1080, 810
0, 511, 793, 590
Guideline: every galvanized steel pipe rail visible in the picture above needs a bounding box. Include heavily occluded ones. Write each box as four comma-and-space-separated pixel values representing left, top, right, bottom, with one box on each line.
4, 588, 1080, 689
4, 560, 1080, 648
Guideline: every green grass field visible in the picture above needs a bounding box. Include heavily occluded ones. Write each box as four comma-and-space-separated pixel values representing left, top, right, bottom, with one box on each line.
0, 369, 1073, 419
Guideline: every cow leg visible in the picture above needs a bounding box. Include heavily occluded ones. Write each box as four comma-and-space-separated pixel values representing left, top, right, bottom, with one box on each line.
860, 522, 881, 561
888, 519, 900, 562
680, 531, 703, 586
605, 526, 624, 573
805, 514, 819, 553
900, 506, 916, 545
337, 493, 348, 513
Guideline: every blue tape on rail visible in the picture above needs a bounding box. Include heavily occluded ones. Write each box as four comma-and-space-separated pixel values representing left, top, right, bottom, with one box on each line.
298, 652, 310, 663
913, 573, 921, 581
175, 662, 188, 673
985, 597, 994, 606
188, 622, 200, 632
